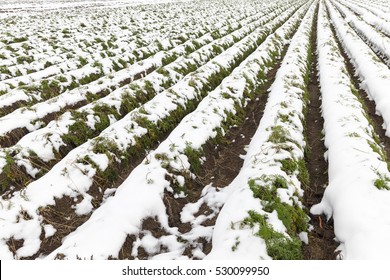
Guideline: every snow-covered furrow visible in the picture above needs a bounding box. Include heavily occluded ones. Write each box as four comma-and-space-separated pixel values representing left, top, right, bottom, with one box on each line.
0, 36, 137, 81
0, 1, 218, 76
311, 1, 390, 259
0, 53, 127, 93
326, 1, 390, 136
331, 0, 390, 66
0, 0, 310, 260
206, 1, 316, 260
0, 31, 159, 85
369, 0, 390, 10
0, 2, 293, 189
337, 0, 390, 36
0, 44, 77, 77
0, 33, 131, 81
0, 32, 206, 113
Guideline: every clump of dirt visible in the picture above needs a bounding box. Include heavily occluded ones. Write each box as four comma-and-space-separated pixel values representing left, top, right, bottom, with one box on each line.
6, 237, 24, 258
37, 196, 89, 258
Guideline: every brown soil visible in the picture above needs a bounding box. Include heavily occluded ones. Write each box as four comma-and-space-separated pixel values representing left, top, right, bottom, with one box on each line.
200, 77, 274, 188
31, 196, 89, 259
0, 100, 87, 148
5, 13, 307, 260
0, 101, 28, 118
6, 237, 24, 258
355, 88, 390, 159
303, 6, 340, 260
0, 127, 29, 148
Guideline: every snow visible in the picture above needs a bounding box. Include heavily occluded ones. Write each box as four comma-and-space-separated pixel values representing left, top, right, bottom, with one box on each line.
43, 224, 56, 239
333, 0, 390, 66
326, 1, 390, 138
338, 0, 390, 36
310, 0, 390, 259
207, 1, 315, 259
37, 2, 306, 260
2, 0, 390, 261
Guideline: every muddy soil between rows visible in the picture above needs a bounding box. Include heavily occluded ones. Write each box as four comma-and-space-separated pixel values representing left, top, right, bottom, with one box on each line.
302, 5, 339, 260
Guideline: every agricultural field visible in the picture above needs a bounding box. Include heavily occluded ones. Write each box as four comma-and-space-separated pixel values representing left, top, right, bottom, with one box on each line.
1, 0, 390, 260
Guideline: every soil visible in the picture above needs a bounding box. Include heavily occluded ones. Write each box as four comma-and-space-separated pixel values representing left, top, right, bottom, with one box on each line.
302, 6, 340, 260
112, 43, 289, 260
6, 237, 24, 258
303, 1, 390, 260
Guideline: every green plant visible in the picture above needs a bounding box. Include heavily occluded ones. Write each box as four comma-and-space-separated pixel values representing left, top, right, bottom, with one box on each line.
40, 79, 61, 99
184, 145, 203, 175
231, 237, 240, 252
279, 158, 297, 175
242, 211, 303, 259
249, 175, 308, 233
78, 56, 88, 66
0, 66, 11, 75
269, 125, 289, 143
17, 56, 34, 64
374, 172, 390, 190
12, 36, 27, 43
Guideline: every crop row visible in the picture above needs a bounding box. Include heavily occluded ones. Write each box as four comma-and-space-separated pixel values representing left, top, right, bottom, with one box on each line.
45, 0, 314, 260
0, 0, 310, 259
0, 1, 292, 140
327, 0, 390, 137
331, 0, 390, 66
0, 2, 297, 192
0, 2, 241, 110
311, 0, 390, 259
347, 0, 390, 21
207, 0, 316, 260
337, 0, 390, 36
0, 1, 229, 78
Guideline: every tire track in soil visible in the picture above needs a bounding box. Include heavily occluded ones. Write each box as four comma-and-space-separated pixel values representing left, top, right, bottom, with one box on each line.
302, 6, 339, 260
